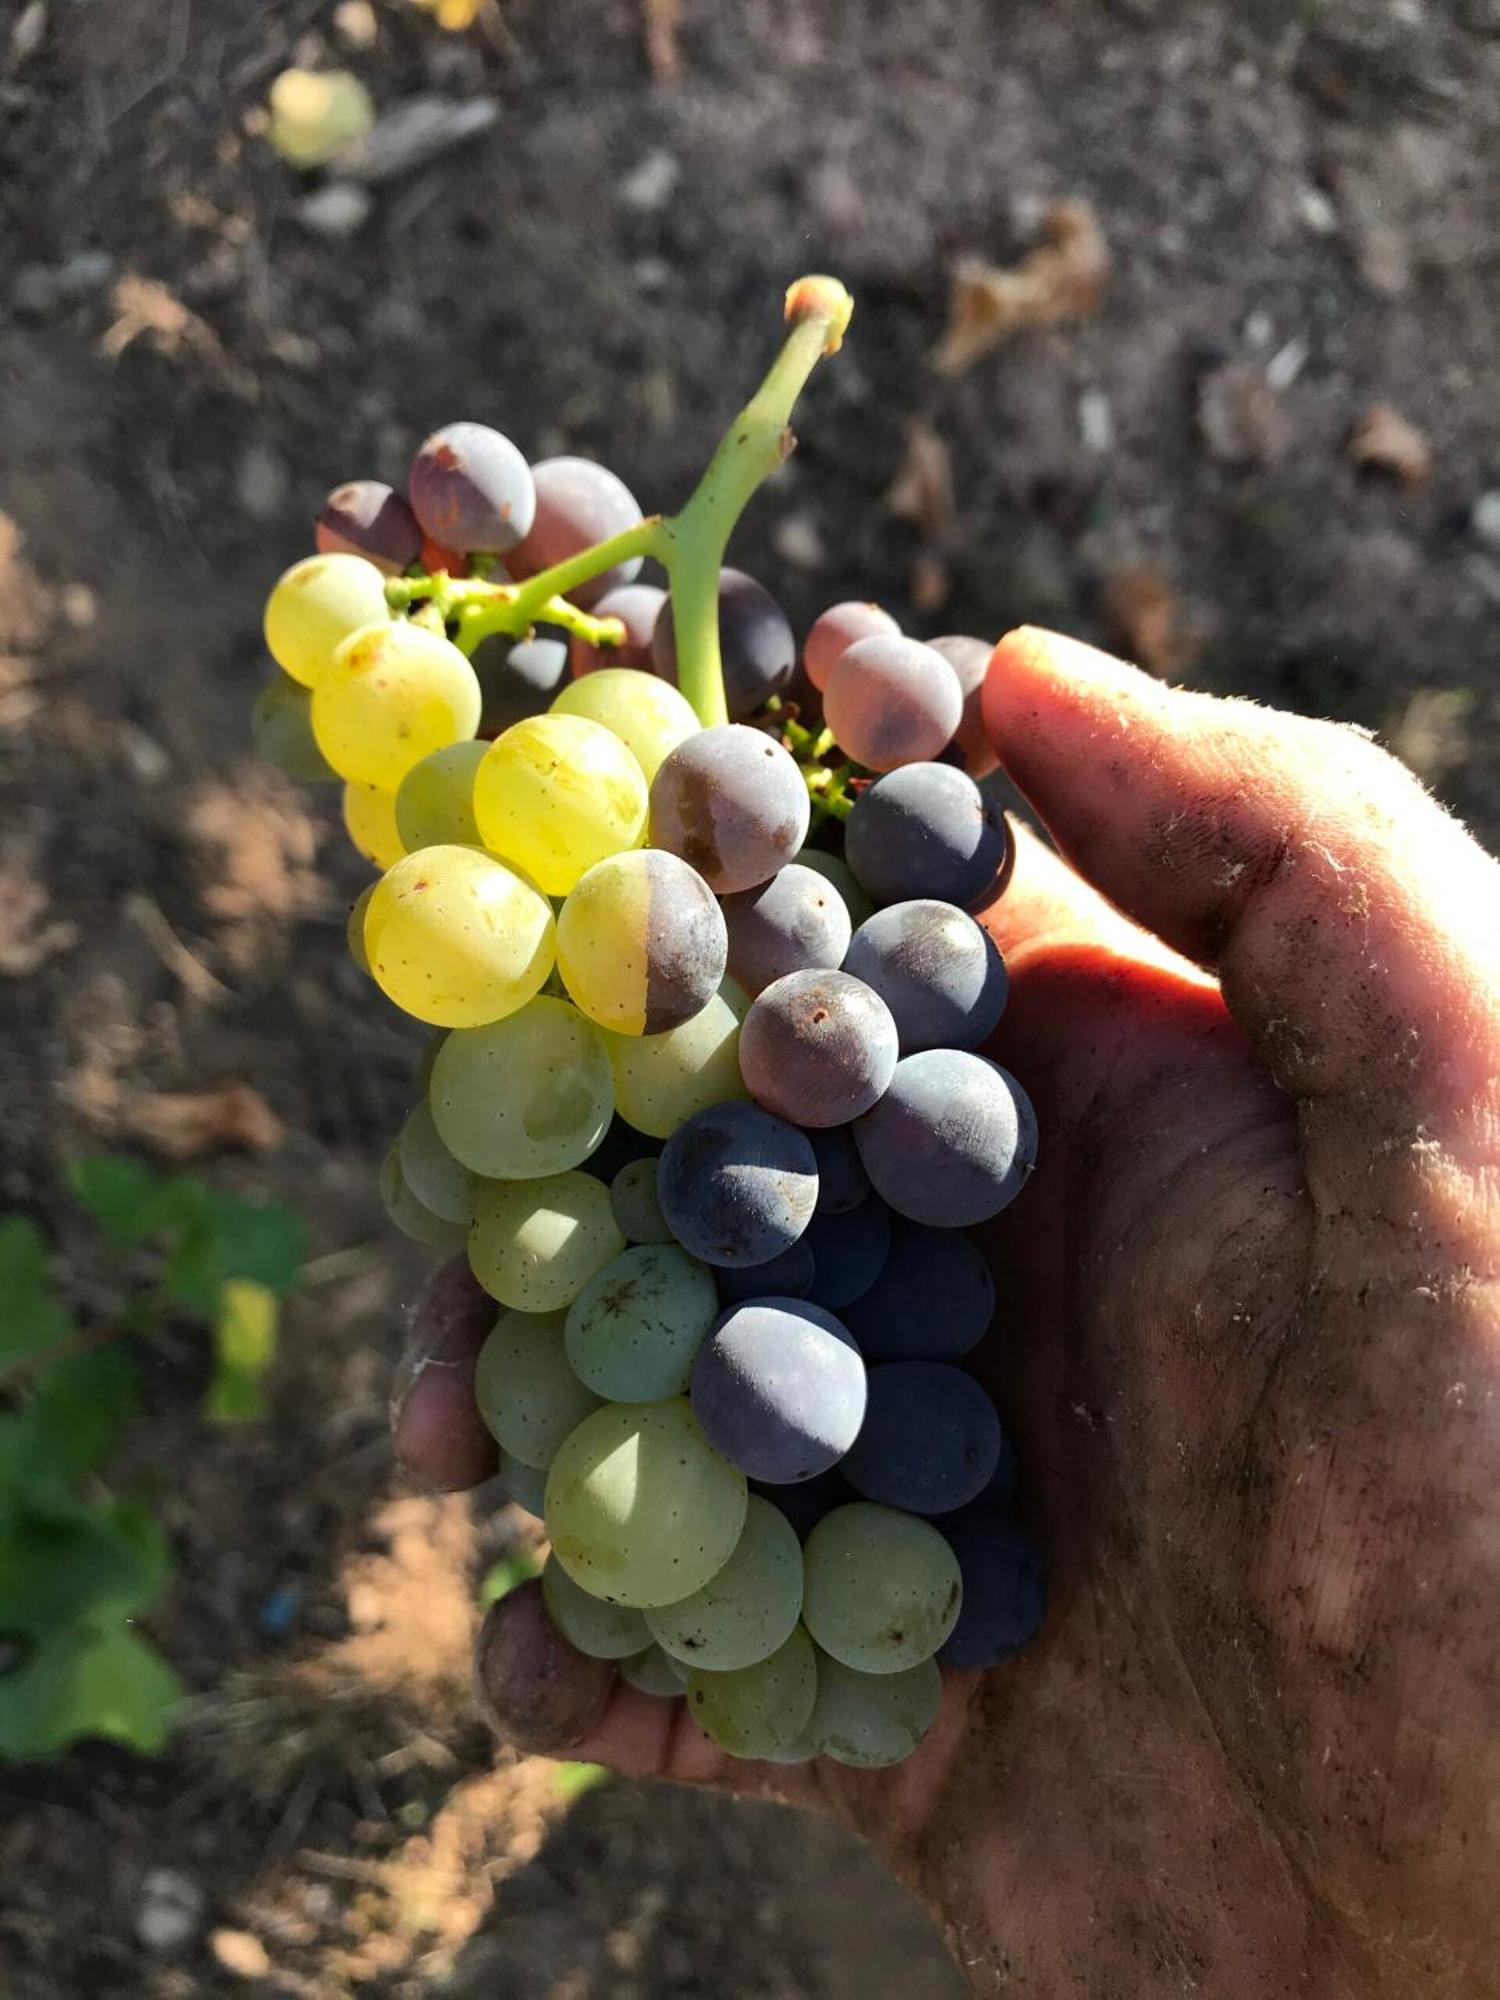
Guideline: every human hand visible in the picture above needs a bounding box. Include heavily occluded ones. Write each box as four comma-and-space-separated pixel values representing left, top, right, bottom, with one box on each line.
393, 627, 1500, 1998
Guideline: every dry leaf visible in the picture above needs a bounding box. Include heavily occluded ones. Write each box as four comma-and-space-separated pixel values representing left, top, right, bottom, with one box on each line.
932, 201, 1109, 376
187, 771, 321, 970
0, 658, 42, 732
1104, 568, 1201, 677
885, 419, 955, 540
909, 550, 952, 616
1197, 362, 1293, 470
120, 1082, 283, 1159
1349, 403, 1433, 485
99, 276, 252, 396
641, 0, 682, 81
0, 864, 79, 975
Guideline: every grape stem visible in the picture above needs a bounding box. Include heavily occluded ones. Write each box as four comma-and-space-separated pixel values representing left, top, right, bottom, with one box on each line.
383, 277, 854, 727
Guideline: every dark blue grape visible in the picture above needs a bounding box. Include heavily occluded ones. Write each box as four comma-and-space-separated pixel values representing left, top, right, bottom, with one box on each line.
936, 1431, 1018, 1526
842, 1362, 1002, 1514
739, 970, 898, 1128
657, 1102, 817, 1268
474, 630, 570, 735
844, 1220, 994, 1361
652, 568, 796, 720
721, 863, 852, 997
808, 1125, 870, 1215
716, 1240, 815, 1304
854, 1052, 1036, 1227
937, 1513, 1045, 1668
409, 422, 536, 554
842, 900, 1008, 1053
803, 1195, 891, 1311
751, 1467, 849, 1540
845, 762, 1010, 909
692, 1297, 866, 1482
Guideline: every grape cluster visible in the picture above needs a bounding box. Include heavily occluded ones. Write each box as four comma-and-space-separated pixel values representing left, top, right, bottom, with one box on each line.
253, 394, 1044, 1771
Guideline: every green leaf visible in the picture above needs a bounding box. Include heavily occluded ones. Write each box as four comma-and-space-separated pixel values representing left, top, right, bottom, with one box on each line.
0, 1345, 137, 1489
161, 1193, 304, 1317
0, 1218, 73, 1372
552, 1761, 607, 1801
0, 1491, 171, 1637
0, 1620, 183, 1758
478, 1551, 542, 1608
205, 1280, 279, 1424
66, 1157, 170, 1244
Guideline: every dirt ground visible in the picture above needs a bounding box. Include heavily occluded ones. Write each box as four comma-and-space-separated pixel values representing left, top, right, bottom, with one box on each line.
1, 0, 1497, 1993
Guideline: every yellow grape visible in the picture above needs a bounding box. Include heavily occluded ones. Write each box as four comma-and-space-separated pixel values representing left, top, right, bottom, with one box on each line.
342, 781, 405, 870
346, 883, 375, 973
363, 844, 555, 1029
468, 1170, 625, 1313
551, 668, 699, 783
472, 713, 648, 897
312, 620, 482, 791
557, 849, 725, 1035
394, 739, 488, 851
263, 553, 390, 688
604, 991, 749, 1138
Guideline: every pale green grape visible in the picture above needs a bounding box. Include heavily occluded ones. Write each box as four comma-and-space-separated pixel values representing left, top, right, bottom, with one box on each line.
430, 997, 614, 1180
797, 848, 875, 929
473, 713, 648, 896
395, 739, 488, 851
809, 1653, 942, 1767
564, 1244, 718, 1402
379, 1143, 465, 1249
556, 849, 725, 1035
686, 1626, 817, 1759
364, 845, 555, 1030
759, 1730, 819, 1766
343, 781, 405, 870
620, 1645, 687, 1696
551, 668, 699, 782
474, 1308, 602, 1469
802, 1503, 962, 1674
499, 1449, 549, 1517
541, 1553, 649, 1659
544, 1397, 746, 1607
346, 884, 375, 974
417, 1028, 447, 1092
718, 975, 753, 1021
264, 552, 390, 688
253, 671, 338, 782
397, 1099, 476, 1225
609, 1159, 673, 1245
647, 1495, 803, 1671
313, 620, 481, 790
469, 1171, 625, 1313
604, 992, 748, 1140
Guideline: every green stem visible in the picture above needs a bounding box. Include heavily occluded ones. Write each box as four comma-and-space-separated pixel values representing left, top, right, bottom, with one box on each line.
454, 596, 628, 658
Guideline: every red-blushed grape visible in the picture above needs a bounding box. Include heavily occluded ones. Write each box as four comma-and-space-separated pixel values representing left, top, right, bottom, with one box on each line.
569, 583, 666, 677
738, 969, 898, 1127
803, 600, 900, 692
315, 480, 422, 575
928, 633, 998, 776
409, 422, 536, 554
507, 457, 645, 608
720, 862, 852, 997
824, 634, 963, 772
649, 725, 809, 894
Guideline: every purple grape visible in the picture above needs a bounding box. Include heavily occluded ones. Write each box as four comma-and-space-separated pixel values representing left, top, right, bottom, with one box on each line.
752, 1467, 849, 1539
738, 970, 898, 1128
657, 1102, 818, 1268
652, 568, 796, 720
650, 726, 810, 894
929, 635, 998, 778
808, 1126, 869, 1215
844, 1220, 994, 1361
824, 635, 963, 772
408, 422, 536, 553
845, 762, 1011, 909
937, 1514, 1045, 1668
842, 1361, 1002, 1514
507, 456, 645, 608
803, 600, 901, 694
720, 863, 852, 997
692, 1298, 866, 1482
854, 1052, 1036, 1227
803, 1195, 891, 1311
315, 480, 422, 575
473, 630, 570, 735
716, 1240, 815, 1304
842, 900, 1008, 1053
570, 583, 665, 676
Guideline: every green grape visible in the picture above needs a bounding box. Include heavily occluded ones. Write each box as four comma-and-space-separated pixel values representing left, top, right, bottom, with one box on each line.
347, 884, 375, 974
379, 1143, 465, 1249
604, 992, 749, 1140
809, 1653, 942, 1768
647, 1495, 803, 1671
556, 849, 726, 1035
394, 739, 488, 851
545, 1397, 746, 1607
499, 1448, 549, 1516
469, 1171, 625, 1313
312, 620, 482, 791
718, 974, 752, 1021
563, 1243, 718, 1401
473, 713, 648, 897
430, 997, 614, 1180
551, 667, 699, 782
802, 1504, 962, 1674
474, 1308, 601, 1469
620, 1645, 687, 1696
364, 845, 555, 1030
541, 1553, 649, 1659
609, 1159, 673, 1245
253, 671, 338, 782
759, 1730, 819, 1766
397, 1099, 476, 1225
686, 1626, 817, 1759
263, 552, 390, 688
798, 848, 875, 929
343, 780, 405, 870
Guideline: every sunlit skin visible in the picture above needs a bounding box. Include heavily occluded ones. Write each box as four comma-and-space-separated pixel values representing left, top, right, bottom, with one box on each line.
393, 626, 1500, 1998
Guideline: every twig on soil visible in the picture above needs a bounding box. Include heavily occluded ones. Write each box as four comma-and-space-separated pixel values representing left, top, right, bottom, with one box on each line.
642, 0, 682, 82
128, 895, 230, 1003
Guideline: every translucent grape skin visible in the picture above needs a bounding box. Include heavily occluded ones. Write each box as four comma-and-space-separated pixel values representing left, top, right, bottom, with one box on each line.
506, 456, 645, 608
855, 1051, 1037, 1228
343, 780, 405, 870
499, 1448, 549, 1517
803, 1194, 891, 1311
264, 552, 391, 689
541, 1553, 649, 1659
474, 1308, 603, 1469
810, 1653, 942, 1768
803, 600, 900, 693
845, 762, 1011, 910
429, 996, 614, 1179
313, 621, 482, 791
473, 632, 570, 737
551, 667, 700, 783
564, 1243, 719, 1401
824, 635, 963, 772
841, 1361, 1003, 1514
380, 1143, 466, 1249
928, 634, 998, 778
408, 422, 536, 553
468, 1171, 625, 1313
473, 713, 649, 897
650, 726, 810, 895
656, 1102, 818, 1268
253, 673, 338, 784
651, 567, 796, 720
621, 1644, 689, 1696
557, 849, 727, 1036
807, 1126, 870, 1215
937, 1514, 1046, 1669
569, 583, 665, 677
844, 1220, 995, 1362
544, 1396, 748, 1608
802, 1502, 963, 1674
842, 900, 1009, 1054
686, 1625, 818, 1758
394, 739, 488, 851
398, 1099, 476, 1225
609, 1158, 674, 1244
691, 1298, 866, 1482
738, 970, 899, 1128
646, 1494, 803, 1671
720, 863, 852, 998
604, 992, 748, 1140
315, 479, 422, 575
714, 1239, 815, 1305
364, 846, 555, 1030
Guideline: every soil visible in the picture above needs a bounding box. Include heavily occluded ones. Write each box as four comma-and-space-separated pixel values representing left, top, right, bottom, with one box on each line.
0, 0, 1497, 1993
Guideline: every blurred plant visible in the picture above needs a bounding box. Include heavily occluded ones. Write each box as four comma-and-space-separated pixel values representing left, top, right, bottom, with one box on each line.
411, 0, 488, 29
0, 1159, 304, 1758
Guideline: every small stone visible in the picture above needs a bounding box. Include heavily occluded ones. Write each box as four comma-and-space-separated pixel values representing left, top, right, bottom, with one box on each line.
297, 179, 373, 237
210, 1929, 273, 1980
60, 583, 96, 628
333, 0, 378, 47
1471, 493, 1500, 550
237, 441, 289, 522
137, 1869, 204, 1954
1296, 185, 1338, 234
11, 250, 114, 317
10, 2, 46, 63
120, 724, 172, 784
618, 149, 680, 212
1077, 387, 1114, 454
1243, 310, 1275, 351
771, 512, 826, 571
1265, 337, 1309, 392
631, 256, 671, 293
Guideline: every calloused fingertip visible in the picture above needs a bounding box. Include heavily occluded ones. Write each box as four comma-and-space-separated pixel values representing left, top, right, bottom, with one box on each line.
475, 1579, 615, 1754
